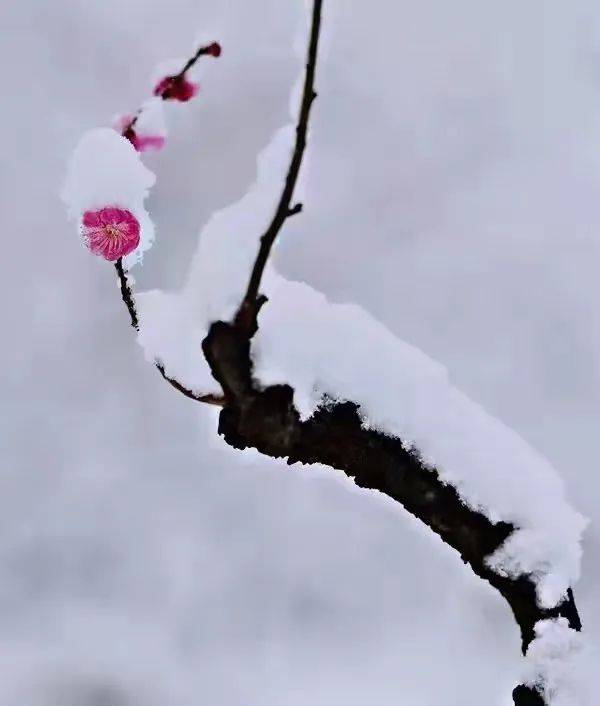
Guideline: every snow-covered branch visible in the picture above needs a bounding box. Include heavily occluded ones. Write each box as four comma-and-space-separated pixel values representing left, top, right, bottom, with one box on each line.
202, 318, 583, 706
63, 1, 590, 703
234, 0, 322, 337
196, 2, 586, 704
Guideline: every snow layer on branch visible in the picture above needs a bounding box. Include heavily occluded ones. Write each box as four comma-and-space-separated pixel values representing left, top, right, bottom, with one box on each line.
136, 125, 294, 382
62, 128, 156, 267
522, 619, 594, 705
151, 58, 186, 86
135, 98, 168, 139
184, 125, 294, 320
251, 274, 586, 608
135, 289, 221, 397
136, 3, 584, 609
138, 3, 303, 389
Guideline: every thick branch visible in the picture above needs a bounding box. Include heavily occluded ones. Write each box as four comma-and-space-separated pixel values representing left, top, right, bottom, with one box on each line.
199, 2, 583, 702
114, 258, 224, 407
202, 320, 581, 706
106, 1, 583, 702
235, 0, 323, 334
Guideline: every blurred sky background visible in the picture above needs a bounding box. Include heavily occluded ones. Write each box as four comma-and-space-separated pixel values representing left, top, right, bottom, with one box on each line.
1, 1, 599, 704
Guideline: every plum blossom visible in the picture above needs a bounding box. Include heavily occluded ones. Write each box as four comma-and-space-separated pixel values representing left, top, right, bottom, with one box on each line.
153, 74, 199, 102
205, 41, 222, 57
81, 207, 140, 261
129, 133, 166, 151
115, 115, 165, 153
152, 42, 221, 102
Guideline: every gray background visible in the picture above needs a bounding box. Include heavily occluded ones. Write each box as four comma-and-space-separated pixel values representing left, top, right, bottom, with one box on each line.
1, 0, 598, 703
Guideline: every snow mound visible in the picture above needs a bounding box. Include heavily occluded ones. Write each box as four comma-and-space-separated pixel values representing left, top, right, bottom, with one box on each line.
522, 618, 594, 706
62, 128, 156, 267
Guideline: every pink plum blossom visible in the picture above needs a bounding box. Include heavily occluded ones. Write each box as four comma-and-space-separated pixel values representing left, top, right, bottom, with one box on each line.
116, 115, 165, 153
153, 74, 199, 102
130, 133, 165, 151
81, 207, 140, 261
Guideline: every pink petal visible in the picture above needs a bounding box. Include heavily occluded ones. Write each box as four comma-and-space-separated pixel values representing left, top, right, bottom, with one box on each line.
81, 208, 141, 261
100, 207, 122, 226
114, 208, 131, 224
82, 211, 101, 227
133, 134, 165, 152
154, 75, 199, 102
153, 77, 171, 97
178, 79, 199, 102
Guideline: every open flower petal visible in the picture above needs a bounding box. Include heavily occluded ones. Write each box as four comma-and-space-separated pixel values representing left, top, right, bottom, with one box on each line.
81, 207, 141, 261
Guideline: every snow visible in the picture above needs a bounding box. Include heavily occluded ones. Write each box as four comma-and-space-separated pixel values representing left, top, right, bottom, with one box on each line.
133, 97, 168, 140
136, 125, 295, 386
135, 6, 586, 610
151, 57, 186, 86
112, 97, 167, 143
62, 128, 156, 267
251, 275, 587, 608
136, 289, 220, 397
522, 618, 594, 706
138, 131, 585, 605
19, 0, 600, 702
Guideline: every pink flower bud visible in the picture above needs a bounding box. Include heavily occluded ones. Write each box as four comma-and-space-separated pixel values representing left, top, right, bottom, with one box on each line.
81, 207, 140, 261
206, 42, 222, 57
153, 75, 199, 102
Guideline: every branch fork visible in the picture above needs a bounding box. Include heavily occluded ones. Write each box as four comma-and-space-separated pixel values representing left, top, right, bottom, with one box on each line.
110, 3, 582, 703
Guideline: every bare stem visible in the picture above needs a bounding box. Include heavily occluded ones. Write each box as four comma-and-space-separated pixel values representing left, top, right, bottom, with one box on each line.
235, 0, 323, 335
114, 258, 225, 407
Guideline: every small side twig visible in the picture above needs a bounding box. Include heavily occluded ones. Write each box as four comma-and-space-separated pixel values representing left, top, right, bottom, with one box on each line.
176, 41, 221, 79
235, 0, 323, 335
123, 42, 221, 135
114, 258, 225, 407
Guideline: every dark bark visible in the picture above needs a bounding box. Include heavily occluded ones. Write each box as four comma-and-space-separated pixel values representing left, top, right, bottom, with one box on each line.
202, 319, 582, 706
115, 259, 224, 406
235, 0, 323, 336
110, 0, 583, 701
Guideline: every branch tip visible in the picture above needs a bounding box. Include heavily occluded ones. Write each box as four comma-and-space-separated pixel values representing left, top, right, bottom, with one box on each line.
235, 0, 323, 333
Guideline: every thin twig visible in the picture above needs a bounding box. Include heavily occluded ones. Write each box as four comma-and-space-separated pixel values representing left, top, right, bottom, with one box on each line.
235, 0, 323, 334
114, 258, 225, 407
123, 42, 220, 134
115, 258, 139, 330
156, 362, 226, 406
175, 42, 220, 79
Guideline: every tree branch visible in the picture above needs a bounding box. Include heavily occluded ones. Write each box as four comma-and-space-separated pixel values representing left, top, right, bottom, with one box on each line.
197, 2, 583, 704
201, 320, 580, 706
234, 0, 323, 335
175, 41, 221, 79
123, 42, 221, 135
96, 0, 583, 702
114, 258, 225, 407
